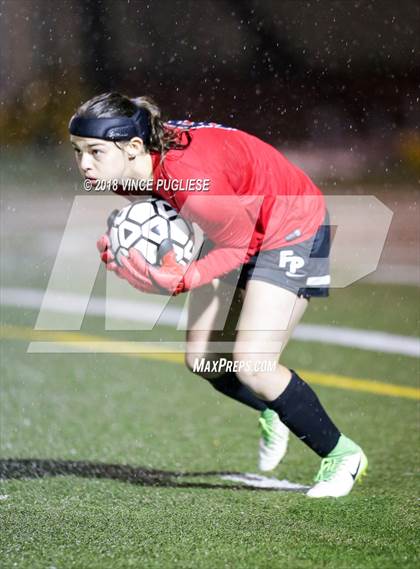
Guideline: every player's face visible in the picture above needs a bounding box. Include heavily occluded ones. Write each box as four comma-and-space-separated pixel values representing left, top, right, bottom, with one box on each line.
70, 135, 130, 184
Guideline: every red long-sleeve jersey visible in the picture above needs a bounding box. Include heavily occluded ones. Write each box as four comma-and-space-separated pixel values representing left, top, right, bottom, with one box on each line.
118, 121, 326, 288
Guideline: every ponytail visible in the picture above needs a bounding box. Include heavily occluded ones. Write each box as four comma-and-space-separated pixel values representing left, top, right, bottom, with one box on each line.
130, 95, 191, 157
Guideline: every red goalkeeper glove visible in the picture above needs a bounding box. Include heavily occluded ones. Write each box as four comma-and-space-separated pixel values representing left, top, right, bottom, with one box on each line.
97, 234, 192, 295
97, 234, 116, 266
118, 247, 187, 295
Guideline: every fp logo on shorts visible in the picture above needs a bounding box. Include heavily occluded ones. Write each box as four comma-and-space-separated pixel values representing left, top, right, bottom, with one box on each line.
279, 250, 305, 277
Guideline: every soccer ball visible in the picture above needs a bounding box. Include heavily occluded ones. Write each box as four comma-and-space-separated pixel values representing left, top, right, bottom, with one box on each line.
108, 198, 195, 267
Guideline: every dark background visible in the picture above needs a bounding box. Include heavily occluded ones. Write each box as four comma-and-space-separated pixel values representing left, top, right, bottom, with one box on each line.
1, 0, 419, 179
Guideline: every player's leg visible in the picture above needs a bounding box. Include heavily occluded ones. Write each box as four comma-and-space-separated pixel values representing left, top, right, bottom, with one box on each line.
185, 277, 268, 411
255, 292, 308, 471
233, 280, 367, 497
185, 278, 290, 470
185, 278, 308, 471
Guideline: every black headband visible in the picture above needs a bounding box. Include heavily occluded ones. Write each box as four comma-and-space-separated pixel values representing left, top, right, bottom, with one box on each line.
68, 108, 151, 143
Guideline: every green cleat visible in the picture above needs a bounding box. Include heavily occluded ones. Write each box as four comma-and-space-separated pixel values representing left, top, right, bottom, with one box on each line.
307, 435, 368, 498
258, 409, 289, 471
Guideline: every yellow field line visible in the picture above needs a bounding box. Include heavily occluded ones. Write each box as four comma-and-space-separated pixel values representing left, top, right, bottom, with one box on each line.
1, 324, 419, 401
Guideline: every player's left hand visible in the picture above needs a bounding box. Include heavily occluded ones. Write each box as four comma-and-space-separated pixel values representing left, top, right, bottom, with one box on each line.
97, 234, 115, 266
116, 248, 187, 296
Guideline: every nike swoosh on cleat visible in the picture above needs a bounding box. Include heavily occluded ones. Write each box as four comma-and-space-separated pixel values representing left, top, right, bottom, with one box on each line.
350, 458, 362, 480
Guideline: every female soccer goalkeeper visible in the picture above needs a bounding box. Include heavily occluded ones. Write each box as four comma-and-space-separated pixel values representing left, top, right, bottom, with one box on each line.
69, 92, 367, 498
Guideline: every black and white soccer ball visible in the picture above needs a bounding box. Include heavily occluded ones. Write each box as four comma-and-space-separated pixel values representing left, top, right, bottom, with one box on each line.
108, 198, 195, 267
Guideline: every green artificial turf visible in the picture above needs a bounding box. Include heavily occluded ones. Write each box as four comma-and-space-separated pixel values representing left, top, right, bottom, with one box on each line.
1, 280, 419, 568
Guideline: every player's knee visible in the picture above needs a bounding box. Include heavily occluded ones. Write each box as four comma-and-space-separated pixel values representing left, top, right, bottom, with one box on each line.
185, 351, 203, 375
235, 369, 268, 398
231, 356, 260, 394
231, 352, 280, 399
184, 352, 224, 380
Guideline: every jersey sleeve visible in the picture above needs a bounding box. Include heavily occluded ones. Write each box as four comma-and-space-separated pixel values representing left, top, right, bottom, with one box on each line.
181, 176, 259, 289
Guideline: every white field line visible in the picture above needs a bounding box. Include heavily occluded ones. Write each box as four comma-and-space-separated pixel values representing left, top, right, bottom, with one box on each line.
221, 473, 308, 491
1, 287, 419, 358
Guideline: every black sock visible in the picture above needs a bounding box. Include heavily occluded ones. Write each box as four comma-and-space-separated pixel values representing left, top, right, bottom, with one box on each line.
207, 372, 268, 412
266, 370, 340, 457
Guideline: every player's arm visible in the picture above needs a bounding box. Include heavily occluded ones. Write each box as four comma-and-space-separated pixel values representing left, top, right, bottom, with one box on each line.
181, 186, 258, 289
102, 189, 256, 294
99, 175, 258, 294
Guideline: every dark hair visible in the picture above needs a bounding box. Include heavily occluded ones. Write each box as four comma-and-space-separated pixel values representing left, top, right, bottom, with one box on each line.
72, 92, 191, 158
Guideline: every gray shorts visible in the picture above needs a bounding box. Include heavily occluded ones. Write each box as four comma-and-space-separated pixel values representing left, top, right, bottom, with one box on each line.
202, 213, 331, 299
